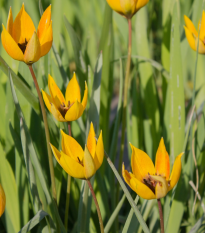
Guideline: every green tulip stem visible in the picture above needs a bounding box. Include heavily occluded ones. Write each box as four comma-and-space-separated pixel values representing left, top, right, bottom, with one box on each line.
116, 18, 132, 203
64, 122, 72, 231
87, 179, 104, 233
28, 65, 57, 203
157, 199, 164, 233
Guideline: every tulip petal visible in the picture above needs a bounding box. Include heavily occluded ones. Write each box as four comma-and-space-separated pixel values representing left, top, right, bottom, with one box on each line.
12, 3, 36, 44
136, 0, 149, 12
94, 130, 104, 170
1, 25, 24, 61
199, 11, 205, 41
84, 145, 96, 179
65, 73, 81, 104
87, 122, 96, 158
50, 144, 85, 179
150, 175, 168, 199
64, 101, 84, 121
42, 90, 66, 122
24, 31, 41, 64
184, 26, 196, 51
184, 15, 198, 37
48, 74, 66, 108
196, 38, 205, 54
155, 138, 170, 180
130, 143, 155, 182
7, 7, 13, 35
37, 5, 51, 40
119, 0, 135, 16
60, 130, 84, 162
106, 0, 123, 15
168, 153, 183, 191
122, 164, 156, 200
39, 21, 53, 57
81, 81, 88, 109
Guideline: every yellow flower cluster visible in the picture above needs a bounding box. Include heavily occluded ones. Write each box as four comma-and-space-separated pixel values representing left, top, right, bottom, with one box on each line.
0, 1, 184, 206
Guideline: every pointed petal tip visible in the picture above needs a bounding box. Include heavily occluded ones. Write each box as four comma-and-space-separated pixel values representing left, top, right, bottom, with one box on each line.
60, 129, 64, 136
129, 142, 133, 149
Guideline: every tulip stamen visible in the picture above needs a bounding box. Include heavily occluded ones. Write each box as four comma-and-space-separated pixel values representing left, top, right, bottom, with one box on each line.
77, 157, 84, 166
143, 174, 165, 194
18, 38, 28, 54
59, 101, 74, 117
143, 176, 156, 194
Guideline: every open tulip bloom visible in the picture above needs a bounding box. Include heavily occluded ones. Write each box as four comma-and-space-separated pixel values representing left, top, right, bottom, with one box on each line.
42, 73, 88, 122
122, 138, 183, 200
184, 11, 205, 54
50, 122, 104, 179
1, 4, 52, 64
106, 0, 149, 19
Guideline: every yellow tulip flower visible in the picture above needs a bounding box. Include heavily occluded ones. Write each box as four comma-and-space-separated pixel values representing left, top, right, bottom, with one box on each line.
106, 0, 149, 19
0, 184, 6, 217
184, 12, 205, 54
50, 122, 104, 179
42, 73, 88, 122
1, 4, 52, 64
122, 138, 183, 199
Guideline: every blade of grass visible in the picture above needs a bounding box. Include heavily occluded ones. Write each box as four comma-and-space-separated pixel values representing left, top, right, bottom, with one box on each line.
18, 210, 55, 233
104, 194, 126, 233
9, 70, 66, 233
122, 196, 139, 233
0, 56, 40, 114
99, 3, 114, 151
104, 151, 150, 233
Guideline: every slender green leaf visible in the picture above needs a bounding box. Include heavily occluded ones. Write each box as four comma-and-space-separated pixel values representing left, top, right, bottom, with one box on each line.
188, 215, 204, 233
135, 6, 160, 157
18, 210, 55, 233
165, 2, 186, 232
122, 196, 139, 233
105, 152, 150, 233
0, 143, 20, 232
99, 3, 114, 151
64, 16, 85, 71
104, 194, 126, 233
0, 56, 40, 114
8, 70, 66, 233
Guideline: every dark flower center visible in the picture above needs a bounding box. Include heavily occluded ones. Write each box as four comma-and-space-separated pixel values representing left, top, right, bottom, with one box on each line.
59, 101, 74, 118
18, 38, 28, 54
143, 173, 170, 194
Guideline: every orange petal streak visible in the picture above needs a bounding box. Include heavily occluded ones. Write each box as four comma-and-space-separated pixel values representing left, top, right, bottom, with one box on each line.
12, 4, 36, 44
37, 5, 51, 40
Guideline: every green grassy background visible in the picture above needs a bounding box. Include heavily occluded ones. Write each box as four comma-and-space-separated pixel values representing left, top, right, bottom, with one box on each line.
0, 0, 205, 232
